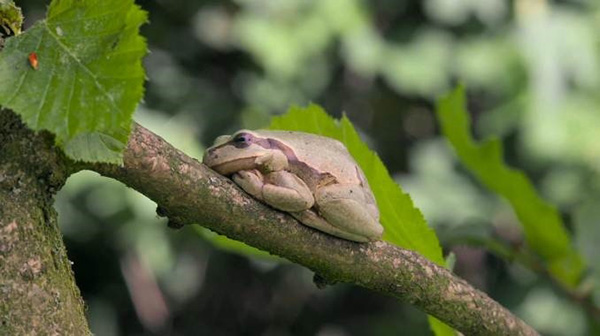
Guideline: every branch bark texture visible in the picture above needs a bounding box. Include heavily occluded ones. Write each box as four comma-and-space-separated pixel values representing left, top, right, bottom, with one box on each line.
0, 110, 89, 335
88, 123, 539, 336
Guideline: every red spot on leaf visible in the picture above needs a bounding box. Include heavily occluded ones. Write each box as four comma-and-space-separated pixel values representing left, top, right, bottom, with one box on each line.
28, 52, 38, 70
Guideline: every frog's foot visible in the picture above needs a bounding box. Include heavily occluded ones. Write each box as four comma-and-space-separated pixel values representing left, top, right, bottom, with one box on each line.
290, 210, 371, 242
232, 170, 265, 200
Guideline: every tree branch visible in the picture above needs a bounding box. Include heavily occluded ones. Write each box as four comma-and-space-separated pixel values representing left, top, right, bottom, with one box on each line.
84, 123, 539, 336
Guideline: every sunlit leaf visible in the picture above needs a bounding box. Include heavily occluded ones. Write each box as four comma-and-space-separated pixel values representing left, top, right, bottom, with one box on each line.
436, 85, 584, 287
270, 104, 445, 266
270, 105, 452, 335
0, 0, 147, 163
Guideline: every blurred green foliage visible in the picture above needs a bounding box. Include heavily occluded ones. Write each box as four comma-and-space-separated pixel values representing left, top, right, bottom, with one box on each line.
437, 86, 584, 287
8, 0, 600, 335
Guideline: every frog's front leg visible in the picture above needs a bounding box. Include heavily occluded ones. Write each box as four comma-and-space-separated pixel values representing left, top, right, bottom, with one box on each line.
231, 169, 265, 200
233, 170, 314, 212
313, 184, 384, 241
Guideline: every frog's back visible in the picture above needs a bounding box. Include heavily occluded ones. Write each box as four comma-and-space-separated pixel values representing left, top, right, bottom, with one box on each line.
257, 130, 363, 185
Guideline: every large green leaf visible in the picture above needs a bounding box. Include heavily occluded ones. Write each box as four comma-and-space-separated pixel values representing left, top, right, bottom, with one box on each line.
270, 105, 452, 335
270, 105, 445, 266
436, 85, 584, 287
0, 0, 147, 163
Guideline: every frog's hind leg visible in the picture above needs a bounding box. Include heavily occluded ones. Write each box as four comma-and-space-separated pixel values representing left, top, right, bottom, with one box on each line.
313, 184, 384, 242
290, 210, 370, 242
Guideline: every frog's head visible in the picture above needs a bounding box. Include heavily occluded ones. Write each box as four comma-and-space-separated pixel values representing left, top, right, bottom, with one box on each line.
203, 130, 275, 175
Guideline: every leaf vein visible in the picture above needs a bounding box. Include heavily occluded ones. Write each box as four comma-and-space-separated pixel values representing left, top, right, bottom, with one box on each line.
42, 22, 121, 117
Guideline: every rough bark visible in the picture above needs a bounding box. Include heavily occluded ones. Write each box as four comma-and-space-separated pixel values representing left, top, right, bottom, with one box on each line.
85, 123, 539, 336
0, 109, 90, 335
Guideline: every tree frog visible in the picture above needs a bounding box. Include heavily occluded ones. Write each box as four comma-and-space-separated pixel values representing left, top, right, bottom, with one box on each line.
202, 130, 384, 242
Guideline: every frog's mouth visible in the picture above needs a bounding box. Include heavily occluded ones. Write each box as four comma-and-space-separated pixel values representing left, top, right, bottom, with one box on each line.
210, 157, 258, 175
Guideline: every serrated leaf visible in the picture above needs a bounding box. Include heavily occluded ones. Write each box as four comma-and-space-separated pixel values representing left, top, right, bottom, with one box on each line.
270, 105, 451, 334
270, 105, 445, 266
436, 85, 584, 287
0, 0, 147, 163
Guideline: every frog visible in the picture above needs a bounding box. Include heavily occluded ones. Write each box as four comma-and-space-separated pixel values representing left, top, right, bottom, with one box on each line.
202, 129, 384, 243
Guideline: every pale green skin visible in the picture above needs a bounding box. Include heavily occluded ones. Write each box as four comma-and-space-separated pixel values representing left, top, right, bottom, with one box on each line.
202, 130, 384, 242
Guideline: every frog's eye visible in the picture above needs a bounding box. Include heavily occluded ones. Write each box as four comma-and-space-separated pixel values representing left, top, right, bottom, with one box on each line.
232, 132, 253, 148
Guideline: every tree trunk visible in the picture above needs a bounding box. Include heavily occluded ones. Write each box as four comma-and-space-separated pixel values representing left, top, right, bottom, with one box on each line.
0, 109, 90, 335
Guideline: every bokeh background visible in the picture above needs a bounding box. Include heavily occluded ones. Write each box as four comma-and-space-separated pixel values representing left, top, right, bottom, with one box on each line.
17, 0, 600, 335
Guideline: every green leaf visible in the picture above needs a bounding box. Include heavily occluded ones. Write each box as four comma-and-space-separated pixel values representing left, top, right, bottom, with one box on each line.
270, 105, 445, 266
270, 105, 451, 334
0, 0, 147, 163
436, 85, 584, 287
429, 315, 456, 336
